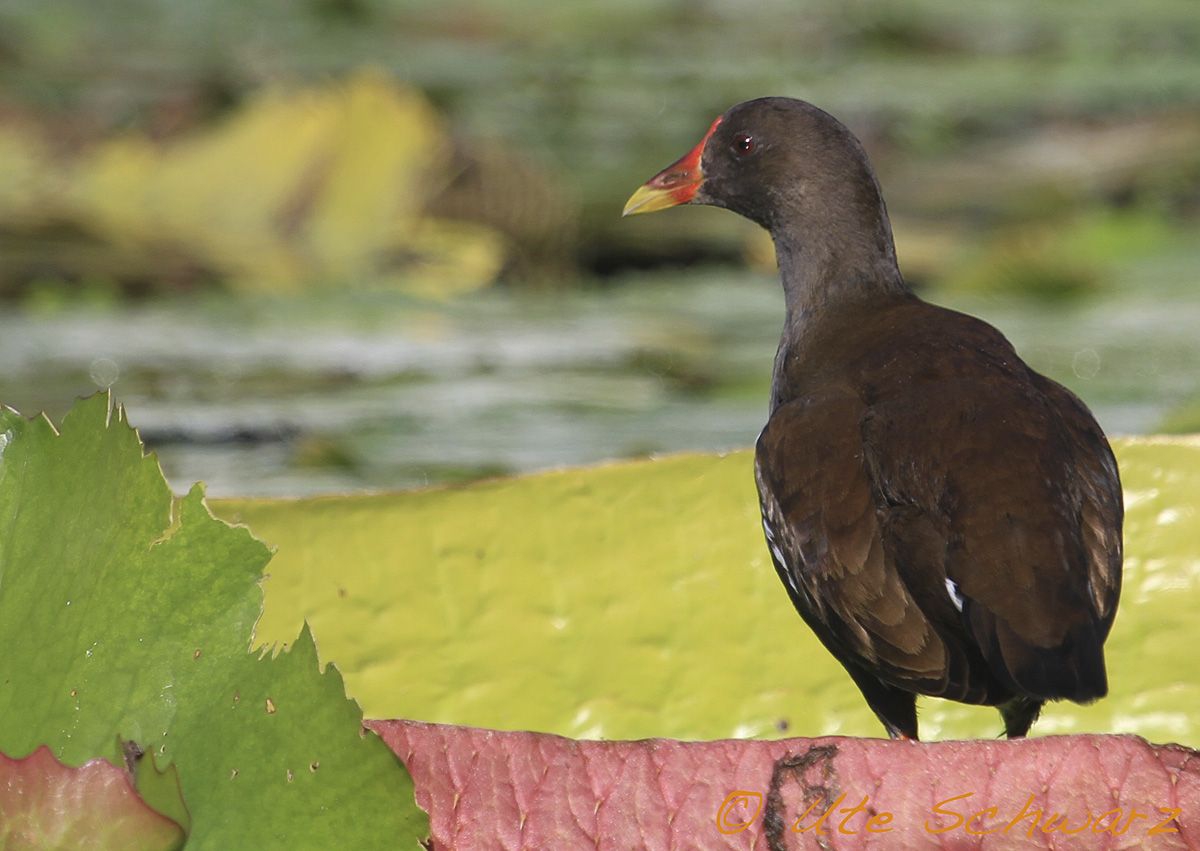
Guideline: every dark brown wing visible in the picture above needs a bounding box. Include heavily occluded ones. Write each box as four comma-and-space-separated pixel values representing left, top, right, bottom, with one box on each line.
757, 344, 1123, 705
754, 388, 977, 701
1030, 374, 1123, 634
857, 369, 1120, 702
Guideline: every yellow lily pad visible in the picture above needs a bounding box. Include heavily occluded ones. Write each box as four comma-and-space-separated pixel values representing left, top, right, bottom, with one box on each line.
215, 437, 1200, 744
4, 70, 503, 296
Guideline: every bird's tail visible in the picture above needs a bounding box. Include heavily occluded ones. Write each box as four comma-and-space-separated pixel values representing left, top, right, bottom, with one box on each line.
974, 611, 1109, 703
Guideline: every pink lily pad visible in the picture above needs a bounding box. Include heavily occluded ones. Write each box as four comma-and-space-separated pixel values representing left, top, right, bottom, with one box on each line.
0, 746, 184, 851
372, 720, 1200, 850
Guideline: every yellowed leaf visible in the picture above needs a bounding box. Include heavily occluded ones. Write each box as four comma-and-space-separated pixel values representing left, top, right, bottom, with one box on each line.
214, 438, 1200, 744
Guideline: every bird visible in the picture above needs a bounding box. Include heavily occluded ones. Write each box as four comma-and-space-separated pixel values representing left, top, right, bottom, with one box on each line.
623, 97, 1123, 740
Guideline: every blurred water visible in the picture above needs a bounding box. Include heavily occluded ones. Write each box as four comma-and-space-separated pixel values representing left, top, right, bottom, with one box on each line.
1, 267, 1197, 497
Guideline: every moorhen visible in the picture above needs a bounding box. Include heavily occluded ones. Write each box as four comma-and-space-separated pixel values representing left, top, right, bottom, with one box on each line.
624, 97, 1123, 739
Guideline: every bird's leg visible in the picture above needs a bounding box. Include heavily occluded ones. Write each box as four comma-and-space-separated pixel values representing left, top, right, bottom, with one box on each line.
845, 665, 919, 740
998, 696, 1043, 739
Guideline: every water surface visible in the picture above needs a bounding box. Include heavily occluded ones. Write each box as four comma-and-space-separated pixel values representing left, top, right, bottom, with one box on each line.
2, 264, 1197, 497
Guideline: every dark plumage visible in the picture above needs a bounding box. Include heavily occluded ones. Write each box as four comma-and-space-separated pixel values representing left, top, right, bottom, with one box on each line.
624, 97, 1123, 740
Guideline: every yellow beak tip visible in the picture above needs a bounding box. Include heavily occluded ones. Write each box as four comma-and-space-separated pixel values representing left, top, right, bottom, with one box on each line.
622, 184, 682, 218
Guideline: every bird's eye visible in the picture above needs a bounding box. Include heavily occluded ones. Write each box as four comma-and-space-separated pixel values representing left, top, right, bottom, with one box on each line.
733, 133, 755, 156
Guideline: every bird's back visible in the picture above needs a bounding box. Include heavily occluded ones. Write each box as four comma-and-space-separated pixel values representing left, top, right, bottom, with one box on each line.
759, 295, 1123, 705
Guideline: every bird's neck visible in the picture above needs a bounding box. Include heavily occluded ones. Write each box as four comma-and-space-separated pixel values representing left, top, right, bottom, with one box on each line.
768, 225, 911, 409
772, 218, 908, 325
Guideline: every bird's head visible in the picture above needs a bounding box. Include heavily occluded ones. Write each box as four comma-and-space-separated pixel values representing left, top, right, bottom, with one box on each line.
623, 97, 887, 239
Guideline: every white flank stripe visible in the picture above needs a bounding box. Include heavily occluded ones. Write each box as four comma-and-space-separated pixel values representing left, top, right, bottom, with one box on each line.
945, 578, 965, 612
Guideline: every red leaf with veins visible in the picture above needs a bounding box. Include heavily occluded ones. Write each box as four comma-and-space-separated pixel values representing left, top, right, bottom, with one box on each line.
0, 746, 184, 851
372, 720, 1200, 850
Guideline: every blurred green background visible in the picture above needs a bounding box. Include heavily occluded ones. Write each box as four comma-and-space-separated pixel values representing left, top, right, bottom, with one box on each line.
1, 0, 1198, 496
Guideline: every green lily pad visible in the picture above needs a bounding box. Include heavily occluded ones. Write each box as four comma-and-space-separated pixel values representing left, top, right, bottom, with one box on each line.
0, 395, 427, 848
218, 438, 1200, 745
0, 746, 184, 851
130, 751, 191, 838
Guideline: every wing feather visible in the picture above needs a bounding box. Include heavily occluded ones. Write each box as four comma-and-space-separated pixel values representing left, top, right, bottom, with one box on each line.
756, 367, 1122, 704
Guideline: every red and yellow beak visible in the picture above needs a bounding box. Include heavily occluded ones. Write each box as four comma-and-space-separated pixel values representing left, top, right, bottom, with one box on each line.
622, 116, 723, 217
